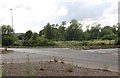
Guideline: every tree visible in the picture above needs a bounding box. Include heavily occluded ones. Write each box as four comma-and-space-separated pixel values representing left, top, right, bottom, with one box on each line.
58, 21, 66, 41
2, 25, 14, 35
1, 25, 16, 46
42, 23, 54, 40
101, 26, 117, 40
24, 30, 33, 40
89, 23, 101, 39
112, 25, 118, 34
30, 32, 39, 46
65, 19, 83, 41
18, 33, 25, 40
84, 25, 90, 40
2, 35, 16, 46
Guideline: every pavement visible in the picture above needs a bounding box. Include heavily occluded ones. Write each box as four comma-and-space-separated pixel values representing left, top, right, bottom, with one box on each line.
1, 48, 119, 72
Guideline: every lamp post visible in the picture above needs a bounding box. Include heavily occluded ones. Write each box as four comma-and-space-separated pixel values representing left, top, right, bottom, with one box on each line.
10, 9, 13, 29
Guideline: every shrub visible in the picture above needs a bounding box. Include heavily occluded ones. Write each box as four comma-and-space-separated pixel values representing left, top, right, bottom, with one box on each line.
13, 41, 22, 46
81, 41, 88, 46
38, 35, 49, 46
116, 38, 120, 45
102, 34, 117, 40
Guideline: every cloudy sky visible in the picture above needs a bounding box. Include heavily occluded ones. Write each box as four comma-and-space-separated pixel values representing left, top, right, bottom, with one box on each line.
0, 0, 119, 33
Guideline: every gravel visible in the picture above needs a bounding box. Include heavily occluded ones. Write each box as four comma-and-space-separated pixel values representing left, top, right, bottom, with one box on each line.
2, 61, 118, 76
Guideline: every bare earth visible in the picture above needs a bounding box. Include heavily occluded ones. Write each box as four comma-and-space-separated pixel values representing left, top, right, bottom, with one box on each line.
2, 61, 118, 76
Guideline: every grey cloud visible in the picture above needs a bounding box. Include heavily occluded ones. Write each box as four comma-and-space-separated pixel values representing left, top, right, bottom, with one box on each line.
49, 1, 112, 23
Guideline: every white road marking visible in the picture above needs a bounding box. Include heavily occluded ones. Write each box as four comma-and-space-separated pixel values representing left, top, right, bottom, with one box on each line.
98, 51, 106, 54
88, 50, 95, 53
112, 53, 118, 55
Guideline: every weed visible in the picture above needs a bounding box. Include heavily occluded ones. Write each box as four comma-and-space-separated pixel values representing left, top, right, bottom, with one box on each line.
65, 65, 73, 72
24, 54, 35, 76
103, 64, 109, 71
2, 68, 7, 76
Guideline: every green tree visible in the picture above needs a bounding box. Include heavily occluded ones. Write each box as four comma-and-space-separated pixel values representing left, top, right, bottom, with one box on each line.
18, 33, 25, 40
30, 32, 39, 46
24, 30, 33, 40
65, 19, 83, 41
101, 26, 117, 40
1, 25, 16, 46
89, 23, 101, 39
42, 23, 54, 40
112, 25, 118, 34
84, 25, 90, 40
2, 25, 14, 35
58, 21, 66, 41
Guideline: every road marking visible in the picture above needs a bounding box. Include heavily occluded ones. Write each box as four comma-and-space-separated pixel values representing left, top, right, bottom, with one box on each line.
112, 53, 118, 55
88, 50, 95, 53
98, 51, 106, 54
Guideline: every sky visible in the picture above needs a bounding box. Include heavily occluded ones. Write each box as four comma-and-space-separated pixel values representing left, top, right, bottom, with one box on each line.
0, 0, 119, 33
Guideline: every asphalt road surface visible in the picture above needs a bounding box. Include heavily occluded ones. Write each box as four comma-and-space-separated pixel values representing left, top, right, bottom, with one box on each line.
1, 48, 119, 72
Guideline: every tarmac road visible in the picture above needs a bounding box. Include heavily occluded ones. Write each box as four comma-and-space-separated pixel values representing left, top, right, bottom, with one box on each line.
1, 48, 119, 72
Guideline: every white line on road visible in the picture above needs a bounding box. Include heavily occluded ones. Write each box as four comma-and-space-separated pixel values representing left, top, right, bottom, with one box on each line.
98, 51, 106, 54
112, 53, 118, 55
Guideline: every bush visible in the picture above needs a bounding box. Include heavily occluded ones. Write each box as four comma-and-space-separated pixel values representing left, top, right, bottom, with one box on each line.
47, 41, 56, 46
38, 35, 55, 46
81, 41, 89, 46
115, 38, 120, 45
13, 41, 22, 46
23, 40, 31, 46
102, 34, 117, 40
38, 35, 49, 46
2, 35, 15, 46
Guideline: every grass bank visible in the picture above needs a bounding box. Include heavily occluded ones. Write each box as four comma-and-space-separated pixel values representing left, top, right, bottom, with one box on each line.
3, 40, 120, 50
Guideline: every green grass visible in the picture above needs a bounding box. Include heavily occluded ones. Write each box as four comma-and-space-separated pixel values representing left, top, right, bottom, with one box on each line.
54, 40, 119, 49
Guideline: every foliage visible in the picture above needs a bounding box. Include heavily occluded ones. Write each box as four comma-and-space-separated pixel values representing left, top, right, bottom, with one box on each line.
38, 35, 49, 46
1, 25, 17, 46
65, 19, 83, 41
102, 34, 117, 40
24, 30, 33, 40
1, 19, 120, 47
24, 54, 35, 76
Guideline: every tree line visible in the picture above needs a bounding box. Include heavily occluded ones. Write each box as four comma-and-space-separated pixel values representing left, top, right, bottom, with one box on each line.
1, 19, 120, 46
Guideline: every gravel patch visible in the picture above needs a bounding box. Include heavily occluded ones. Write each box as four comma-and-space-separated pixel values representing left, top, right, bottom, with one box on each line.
2, 61, 118, 76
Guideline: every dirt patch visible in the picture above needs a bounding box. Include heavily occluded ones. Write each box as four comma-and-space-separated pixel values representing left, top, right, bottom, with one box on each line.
2, 61, 118, 76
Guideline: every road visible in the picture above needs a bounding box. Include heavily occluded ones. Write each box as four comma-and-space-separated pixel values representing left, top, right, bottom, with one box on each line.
1, 48, 119, 72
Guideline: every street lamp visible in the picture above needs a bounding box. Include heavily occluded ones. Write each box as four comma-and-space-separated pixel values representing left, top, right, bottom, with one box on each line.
10, 9, 13, 29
